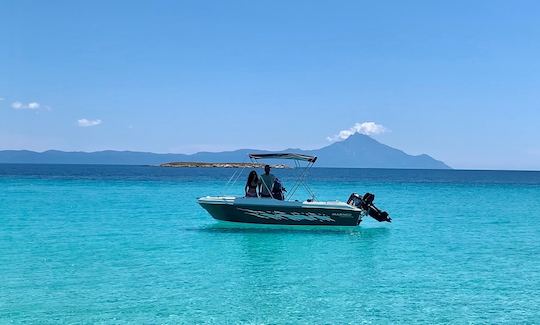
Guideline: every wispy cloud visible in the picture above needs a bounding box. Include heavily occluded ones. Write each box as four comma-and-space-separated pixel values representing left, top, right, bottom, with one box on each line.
12, 101, 41, 110
12, 102, 23, 109
77, 118, 102, 127
327, 121, 388, 142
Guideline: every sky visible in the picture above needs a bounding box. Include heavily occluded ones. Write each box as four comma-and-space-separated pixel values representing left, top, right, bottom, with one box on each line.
1, 0, 540, 170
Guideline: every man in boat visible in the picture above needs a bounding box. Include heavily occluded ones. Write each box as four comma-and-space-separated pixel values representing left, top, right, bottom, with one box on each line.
258, 165, 276, 198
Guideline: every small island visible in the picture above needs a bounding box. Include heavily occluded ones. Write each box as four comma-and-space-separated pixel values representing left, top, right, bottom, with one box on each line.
160, 162, 289, 168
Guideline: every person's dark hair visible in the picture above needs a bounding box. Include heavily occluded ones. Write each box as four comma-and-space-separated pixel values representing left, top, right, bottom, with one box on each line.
247, 170, 258, 186
264, 165, 271, 174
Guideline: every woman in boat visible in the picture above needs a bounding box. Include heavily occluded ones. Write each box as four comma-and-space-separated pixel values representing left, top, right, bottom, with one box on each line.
245, 170, 259, 198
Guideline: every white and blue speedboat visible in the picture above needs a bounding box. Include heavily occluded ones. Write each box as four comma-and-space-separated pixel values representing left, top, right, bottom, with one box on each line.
198, 153, 391, 226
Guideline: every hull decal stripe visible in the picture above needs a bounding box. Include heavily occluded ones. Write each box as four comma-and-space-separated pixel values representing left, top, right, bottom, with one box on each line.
237, 208, 336, 223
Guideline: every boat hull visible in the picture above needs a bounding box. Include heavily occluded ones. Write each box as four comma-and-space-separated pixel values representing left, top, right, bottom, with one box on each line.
198, 197, 363, 226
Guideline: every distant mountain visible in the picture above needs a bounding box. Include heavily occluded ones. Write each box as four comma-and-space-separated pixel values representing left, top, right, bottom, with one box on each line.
301, 134, 450, 169
0, 134, 450, 169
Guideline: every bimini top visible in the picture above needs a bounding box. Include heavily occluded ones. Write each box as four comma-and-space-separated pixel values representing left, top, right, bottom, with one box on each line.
249, 152, 317, 163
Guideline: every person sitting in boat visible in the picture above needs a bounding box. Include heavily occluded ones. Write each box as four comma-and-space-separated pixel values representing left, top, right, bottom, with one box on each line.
245, 170, 259, 198
258, 165, 276, 198
271, 177, 286, 200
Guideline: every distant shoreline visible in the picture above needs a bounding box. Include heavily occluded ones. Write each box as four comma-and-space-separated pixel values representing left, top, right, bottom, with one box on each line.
159, 162, 289, 168
0, 134, 451, 169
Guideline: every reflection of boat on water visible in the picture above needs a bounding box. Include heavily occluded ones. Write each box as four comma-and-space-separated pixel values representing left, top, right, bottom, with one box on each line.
198, 153, 391, 226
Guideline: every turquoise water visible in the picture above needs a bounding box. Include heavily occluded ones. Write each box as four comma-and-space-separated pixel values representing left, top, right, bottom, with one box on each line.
1, 165, 539, 323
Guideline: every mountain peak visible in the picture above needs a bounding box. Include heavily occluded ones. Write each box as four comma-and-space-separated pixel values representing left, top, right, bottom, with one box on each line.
341, 133, 378, 143
315, 133, 450, 169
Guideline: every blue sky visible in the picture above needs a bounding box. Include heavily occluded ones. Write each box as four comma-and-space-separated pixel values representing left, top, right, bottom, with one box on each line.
1, 0, 540, 170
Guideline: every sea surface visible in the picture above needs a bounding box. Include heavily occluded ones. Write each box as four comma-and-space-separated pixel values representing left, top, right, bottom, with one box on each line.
1, 164, 539, 324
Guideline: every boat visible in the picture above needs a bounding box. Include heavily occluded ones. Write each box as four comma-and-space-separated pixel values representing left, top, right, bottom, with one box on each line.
197, 153, 391, 226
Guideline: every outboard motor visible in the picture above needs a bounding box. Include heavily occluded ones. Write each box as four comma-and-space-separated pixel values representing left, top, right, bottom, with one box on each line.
347, 192, 391, 222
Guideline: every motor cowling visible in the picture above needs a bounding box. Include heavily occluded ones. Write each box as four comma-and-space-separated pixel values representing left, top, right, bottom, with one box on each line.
347, 192, 391, 223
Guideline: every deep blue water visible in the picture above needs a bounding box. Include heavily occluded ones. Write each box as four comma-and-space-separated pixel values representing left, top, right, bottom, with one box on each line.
1, 164, 539, 323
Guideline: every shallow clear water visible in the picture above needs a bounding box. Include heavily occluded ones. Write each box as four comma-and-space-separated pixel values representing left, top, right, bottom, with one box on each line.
1, 165, 539, 323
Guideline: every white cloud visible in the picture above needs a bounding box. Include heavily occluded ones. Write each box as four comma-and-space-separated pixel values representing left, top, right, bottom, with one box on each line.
78, 118, 102, 127
12, 101, 23, 109
12, 101, 41, 110
27, 102, 40, 109
327, 121, 388, 142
